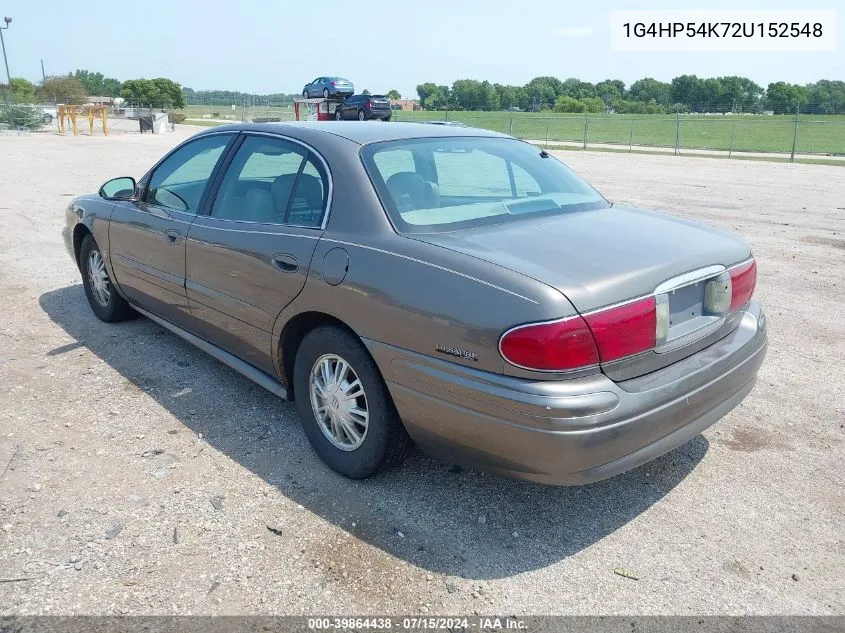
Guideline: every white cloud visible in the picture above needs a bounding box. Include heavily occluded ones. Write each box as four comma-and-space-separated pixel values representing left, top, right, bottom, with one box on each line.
551, 26, 593, 39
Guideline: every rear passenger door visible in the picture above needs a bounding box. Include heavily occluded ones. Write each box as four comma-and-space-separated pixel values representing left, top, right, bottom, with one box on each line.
185, 134, 330, 373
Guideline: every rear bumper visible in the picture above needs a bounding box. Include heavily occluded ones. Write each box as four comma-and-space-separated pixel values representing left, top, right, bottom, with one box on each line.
367, 301, 767, 485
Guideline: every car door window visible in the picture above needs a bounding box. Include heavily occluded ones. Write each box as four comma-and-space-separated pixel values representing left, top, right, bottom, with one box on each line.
211, 136, 328, 227
144, 134, 232, 213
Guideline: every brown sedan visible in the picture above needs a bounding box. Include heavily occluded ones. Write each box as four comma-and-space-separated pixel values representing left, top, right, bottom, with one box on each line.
62, 122, 767, 484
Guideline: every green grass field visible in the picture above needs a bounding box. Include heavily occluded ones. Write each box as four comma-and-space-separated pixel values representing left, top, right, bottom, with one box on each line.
390, 111, 845, 156
181, 105, 845, 156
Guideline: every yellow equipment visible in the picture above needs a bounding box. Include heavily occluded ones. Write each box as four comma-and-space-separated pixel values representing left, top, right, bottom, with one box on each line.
57, 104, 109, 136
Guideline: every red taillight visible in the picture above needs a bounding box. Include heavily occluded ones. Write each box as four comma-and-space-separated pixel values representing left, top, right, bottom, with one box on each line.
499, 316, 599, 371
366, 101, 372, 109
331, 81, 337, 85
729, 260, 756, 311
584, 296, 657, 363
500, 261, 756, 372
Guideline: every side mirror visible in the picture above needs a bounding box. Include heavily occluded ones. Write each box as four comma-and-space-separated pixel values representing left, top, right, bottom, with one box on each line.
99, 176, 136, 200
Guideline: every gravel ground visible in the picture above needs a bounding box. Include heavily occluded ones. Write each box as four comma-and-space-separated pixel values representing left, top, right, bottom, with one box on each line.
0, 127, 843, 616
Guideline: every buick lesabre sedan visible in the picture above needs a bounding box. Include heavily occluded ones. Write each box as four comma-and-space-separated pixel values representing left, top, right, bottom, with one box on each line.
62, 122, 767, 485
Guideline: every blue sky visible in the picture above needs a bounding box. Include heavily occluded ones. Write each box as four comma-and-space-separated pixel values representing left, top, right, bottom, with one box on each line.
2, 0, 841, 97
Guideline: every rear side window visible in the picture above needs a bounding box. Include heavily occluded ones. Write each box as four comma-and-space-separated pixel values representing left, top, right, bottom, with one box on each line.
211, 136, 328, 227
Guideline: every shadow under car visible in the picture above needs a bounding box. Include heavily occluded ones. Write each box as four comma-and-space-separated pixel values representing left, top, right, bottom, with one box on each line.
39, 284, 709, 580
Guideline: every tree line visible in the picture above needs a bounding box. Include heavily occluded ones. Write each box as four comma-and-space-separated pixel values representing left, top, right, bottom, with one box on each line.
416, 76, 845, 115
5, 69, 843, 116
181, 87, 300, 107
2, 70, 186, 108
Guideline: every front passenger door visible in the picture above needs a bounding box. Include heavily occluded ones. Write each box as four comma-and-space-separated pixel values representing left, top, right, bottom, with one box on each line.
108, 133, 235, 328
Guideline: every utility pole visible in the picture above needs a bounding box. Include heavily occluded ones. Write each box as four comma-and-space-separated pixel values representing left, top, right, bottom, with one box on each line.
790, 103, 800, 163
0, 17, 12, 95
674, 110, 681, 156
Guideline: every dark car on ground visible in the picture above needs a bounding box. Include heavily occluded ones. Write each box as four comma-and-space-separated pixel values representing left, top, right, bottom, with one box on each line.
302, 77, 354, 99
63, 122, 766, 485
335, 95, 392, 121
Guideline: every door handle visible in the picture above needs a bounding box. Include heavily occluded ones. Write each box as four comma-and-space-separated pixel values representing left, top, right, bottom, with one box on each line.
164, 230, 182, 245
272, 253, 299, 273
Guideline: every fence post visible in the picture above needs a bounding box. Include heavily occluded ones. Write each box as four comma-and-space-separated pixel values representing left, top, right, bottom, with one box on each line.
674, 111, 680, 156
629, 118, 634, 152
509, 115, 513, 135
790, 104, 799, 162
728, 122, 736, 159
545, 118, 549, 148
583, 111, 588, 150
445, 110, 449, 122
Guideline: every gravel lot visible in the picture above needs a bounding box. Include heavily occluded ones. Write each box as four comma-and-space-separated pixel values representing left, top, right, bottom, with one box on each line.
0, 127, 843, 616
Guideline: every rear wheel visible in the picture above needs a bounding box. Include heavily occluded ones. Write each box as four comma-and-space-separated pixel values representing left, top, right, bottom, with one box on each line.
323, 88, 330, 99
358, 110, 366, 121
293, 326, 412, 478
335, 109, 342, 120
302, 89, 309, 99
79, 235, 135, 322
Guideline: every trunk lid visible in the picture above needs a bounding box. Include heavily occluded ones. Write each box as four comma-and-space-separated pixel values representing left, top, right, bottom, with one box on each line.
411, 205, 751, 313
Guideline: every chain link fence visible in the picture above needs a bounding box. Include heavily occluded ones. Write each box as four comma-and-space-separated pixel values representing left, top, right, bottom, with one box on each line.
5, 91, 843, 160
183, 96, 297, 124
392, 110, 845, 161
0, 97, 179, 134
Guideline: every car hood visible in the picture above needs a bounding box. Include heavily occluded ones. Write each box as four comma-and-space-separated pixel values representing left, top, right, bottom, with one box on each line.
409, 205, 752, 313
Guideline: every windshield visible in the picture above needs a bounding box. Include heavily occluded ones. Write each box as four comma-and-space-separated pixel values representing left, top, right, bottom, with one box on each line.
361, 137, 609, 234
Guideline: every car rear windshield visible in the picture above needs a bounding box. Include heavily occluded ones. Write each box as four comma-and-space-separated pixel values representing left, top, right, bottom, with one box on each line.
361, 137, 609, 234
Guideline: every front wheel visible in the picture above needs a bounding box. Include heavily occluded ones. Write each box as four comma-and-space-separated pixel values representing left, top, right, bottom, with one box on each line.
323, 88, 330, 99
79, 235, 135, 322
293, 326, 412, 478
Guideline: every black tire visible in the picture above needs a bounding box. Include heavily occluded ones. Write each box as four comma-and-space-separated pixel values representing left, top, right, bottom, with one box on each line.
358, 110, 366, 121
302, 89, 309, 99
79, 234, 135, 323
383, 116, 391, 122
293, 326, 412, 479
323, 88, 330, 99
335, 109, 342, 120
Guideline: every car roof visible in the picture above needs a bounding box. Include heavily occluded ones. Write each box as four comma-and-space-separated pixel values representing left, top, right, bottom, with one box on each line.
195, 121, 511, 145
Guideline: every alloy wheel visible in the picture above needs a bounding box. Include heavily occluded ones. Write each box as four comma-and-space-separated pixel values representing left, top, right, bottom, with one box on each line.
87, 249, 111, 307
309, 353, 369, 451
